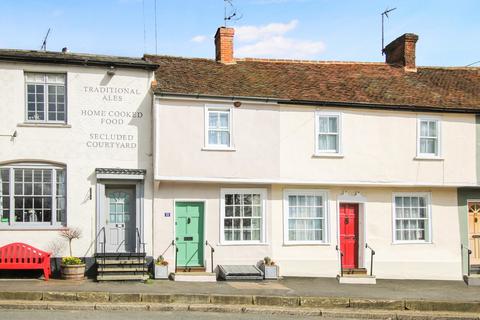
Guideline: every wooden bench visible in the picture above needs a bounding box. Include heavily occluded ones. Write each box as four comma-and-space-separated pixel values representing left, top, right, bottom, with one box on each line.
0, 242, 51, 281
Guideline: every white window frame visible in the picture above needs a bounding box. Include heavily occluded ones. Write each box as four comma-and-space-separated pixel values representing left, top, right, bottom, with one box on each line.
392, 192, 432, 244
416, 116, 441, 159
220, 188, 267, 245
315, 111, 342, 155
204, 105, 234, 150
24, 72, 67, 124
283, 189, 330, 245
0, 163, 66, 229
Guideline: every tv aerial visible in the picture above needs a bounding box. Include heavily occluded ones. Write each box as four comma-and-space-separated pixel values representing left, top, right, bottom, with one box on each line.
381, 7, 396, 55
40, 28, 51, 51
224, 0, 243, 27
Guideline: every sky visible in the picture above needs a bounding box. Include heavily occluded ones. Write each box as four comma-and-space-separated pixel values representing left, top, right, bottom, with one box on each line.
0, 0, 479, 67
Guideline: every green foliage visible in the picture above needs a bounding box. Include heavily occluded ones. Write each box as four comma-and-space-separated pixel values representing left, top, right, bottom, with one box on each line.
264, 256, 275, 266
155, 255, 168, 266
61, 256, 83, 265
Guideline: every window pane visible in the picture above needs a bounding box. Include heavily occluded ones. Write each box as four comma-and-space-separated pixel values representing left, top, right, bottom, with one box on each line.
318, 117, 328, 133
219, 112, 229, 128
420, 121, 428, 136
208, 131, 217, 145
328, 117, 337, 132
208, 112, 218, 127
429, 121, 437, 137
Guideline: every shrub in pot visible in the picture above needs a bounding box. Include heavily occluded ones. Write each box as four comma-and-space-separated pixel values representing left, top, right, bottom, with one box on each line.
260, 256, 279, 280
154, 255, 169, 279
59, 227, 85, 280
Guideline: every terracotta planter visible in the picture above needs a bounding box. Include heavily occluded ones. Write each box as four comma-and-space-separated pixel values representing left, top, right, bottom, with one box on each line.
60, 264, 85, 280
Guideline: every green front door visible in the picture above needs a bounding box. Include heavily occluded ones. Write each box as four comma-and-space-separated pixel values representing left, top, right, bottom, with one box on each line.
175, 202, 204, 267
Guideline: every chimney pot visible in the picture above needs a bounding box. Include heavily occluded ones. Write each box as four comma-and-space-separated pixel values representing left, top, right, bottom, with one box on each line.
384, 33, 419, 71
215, 27, 235, 64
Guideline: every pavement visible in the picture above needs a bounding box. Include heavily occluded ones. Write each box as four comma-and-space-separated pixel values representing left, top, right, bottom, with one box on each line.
0, 277, 478, 302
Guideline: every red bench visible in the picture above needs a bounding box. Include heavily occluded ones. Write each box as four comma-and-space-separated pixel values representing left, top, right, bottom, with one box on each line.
0, 242, 51, 281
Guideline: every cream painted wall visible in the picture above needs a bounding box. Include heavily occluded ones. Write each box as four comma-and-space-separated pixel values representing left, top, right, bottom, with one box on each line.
0, 61, 154, 258
155, 98, 476, 187
154, 182, 462, 280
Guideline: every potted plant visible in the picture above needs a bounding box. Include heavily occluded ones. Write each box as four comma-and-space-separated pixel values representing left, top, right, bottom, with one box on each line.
260, 256, 279, 280
154, 255, 169, 279
59, 227, 85, 280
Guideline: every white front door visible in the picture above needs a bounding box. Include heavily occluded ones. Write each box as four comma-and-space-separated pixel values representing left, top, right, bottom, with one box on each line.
105, 188, 136, 253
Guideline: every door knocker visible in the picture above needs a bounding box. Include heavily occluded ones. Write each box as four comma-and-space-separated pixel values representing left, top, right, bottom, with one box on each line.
345, 217, 349, 224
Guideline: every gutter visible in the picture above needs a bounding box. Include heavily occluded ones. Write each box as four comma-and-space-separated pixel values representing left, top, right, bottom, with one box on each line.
156, 92, 480, 114
0, 55, 159, 71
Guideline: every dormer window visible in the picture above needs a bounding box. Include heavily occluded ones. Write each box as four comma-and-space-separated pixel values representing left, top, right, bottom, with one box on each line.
25, 73, 66, 123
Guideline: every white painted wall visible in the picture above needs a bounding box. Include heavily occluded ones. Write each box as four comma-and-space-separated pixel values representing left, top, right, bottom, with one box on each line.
0, 61, 154, 258
154, 182, 462, 280
155, 98, 476, 187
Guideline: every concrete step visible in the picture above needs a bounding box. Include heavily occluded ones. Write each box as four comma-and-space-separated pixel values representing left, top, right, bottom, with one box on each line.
95, 252, 146, 258
464, 274, 480, 286
172, 272, 217, 282
96, 274, 149, 281
337, 274, 376, 284
175, 266, 207, 273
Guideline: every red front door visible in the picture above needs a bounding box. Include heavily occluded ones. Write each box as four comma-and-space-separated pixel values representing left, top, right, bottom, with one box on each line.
339, 203, 359, 269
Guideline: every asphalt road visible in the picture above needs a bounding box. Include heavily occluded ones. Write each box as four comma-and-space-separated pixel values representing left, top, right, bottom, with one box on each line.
1, 310, 326, 320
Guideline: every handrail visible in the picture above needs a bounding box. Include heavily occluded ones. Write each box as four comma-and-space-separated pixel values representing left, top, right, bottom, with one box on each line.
365, 243, 376, 276
461, 244, 472, 277
136, 227, 146, 278
335, 245, 344, 277
171, 240, 177, 272
205, 240, 215, 273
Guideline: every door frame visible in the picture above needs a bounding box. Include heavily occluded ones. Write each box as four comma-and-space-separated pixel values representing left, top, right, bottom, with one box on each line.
96, 180, 145, 254
467, 199, 480, 266
336, 193, 367, 270
173, 199, 207, 268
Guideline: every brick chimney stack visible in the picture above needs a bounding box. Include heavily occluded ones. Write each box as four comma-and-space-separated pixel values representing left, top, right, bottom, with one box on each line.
215, 27, 235, 64
384, 33, 419, 71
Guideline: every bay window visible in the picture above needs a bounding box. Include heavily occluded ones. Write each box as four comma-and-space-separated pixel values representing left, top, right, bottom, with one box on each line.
221, 188, 266, 243
0, 164, 66, 227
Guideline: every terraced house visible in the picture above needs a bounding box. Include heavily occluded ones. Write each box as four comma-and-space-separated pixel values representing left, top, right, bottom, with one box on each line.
1, 27, 480, 283
147, 27, 480, 283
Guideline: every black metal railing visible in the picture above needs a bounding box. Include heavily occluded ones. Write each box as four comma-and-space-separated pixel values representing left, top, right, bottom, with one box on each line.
136, 227, 146, 277
461, 244, 472, 276
172, 240, 177, 272
97, 227, 106, 267
365, 243, 376, 276
205, 240, 215, 273
335, 245, 344, 277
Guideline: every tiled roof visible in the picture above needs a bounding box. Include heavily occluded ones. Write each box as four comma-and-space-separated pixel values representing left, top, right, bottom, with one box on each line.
146, 55, 480, 112
0, 49, 158, 70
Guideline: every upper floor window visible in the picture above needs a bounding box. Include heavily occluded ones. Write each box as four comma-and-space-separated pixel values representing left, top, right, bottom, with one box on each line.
393, 193, 431, 243
315, 112, 341, 154
284, 189, 328, 244
205, 106, 232, 149
417, 118, 440, 158
220, 188, 266, 244
25, 73, 66, 123
0, 164, 66, 228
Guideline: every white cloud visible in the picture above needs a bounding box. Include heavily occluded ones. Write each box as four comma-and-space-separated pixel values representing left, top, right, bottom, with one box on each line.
235, 20, 325, 59
191, 35, 207, 43
236, 20, 298, 42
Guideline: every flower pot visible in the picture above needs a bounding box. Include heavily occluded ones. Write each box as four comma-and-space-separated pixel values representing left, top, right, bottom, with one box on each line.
60, 264, 85, 280
154, 264, 169, 279
260, 265, 279, 280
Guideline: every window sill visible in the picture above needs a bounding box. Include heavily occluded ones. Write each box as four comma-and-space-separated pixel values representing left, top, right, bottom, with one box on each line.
0, 225, 67, 231
18, 123, 71, 128
218, 242, 269, 246
392, 241, 433, 245
312, 153, 344, 158
414, 156, 444, 161
202, 147, 236, 152
283, 242, 331, 246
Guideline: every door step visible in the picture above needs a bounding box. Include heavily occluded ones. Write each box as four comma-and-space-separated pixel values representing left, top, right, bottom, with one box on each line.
175, 266, 206, 273
97, 274, 149, 281
337, 274, 376, 284
172, 272, 216, 282
97, 259, 145, 265
343, 268, 368, 275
